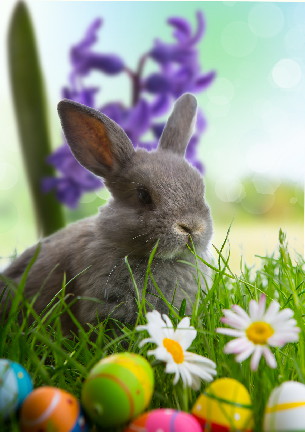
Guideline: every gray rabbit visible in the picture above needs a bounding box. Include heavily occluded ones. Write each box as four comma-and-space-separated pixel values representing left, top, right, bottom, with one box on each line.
1, 93, 213, 331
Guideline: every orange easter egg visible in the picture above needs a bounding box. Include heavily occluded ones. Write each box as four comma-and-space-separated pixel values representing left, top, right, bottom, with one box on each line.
20, 386, 88, 432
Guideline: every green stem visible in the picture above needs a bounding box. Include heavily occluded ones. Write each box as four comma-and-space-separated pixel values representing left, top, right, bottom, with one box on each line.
8, 1, 65, 236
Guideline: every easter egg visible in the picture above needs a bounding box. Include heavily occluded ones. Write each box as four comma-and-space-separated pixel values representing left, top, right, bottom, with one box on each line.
0, 359, 33, 418
263, 381, 305, 431
192, 378, 253, 431
19, 386, 88, 432
124, 409, 202, 432
81, 352, 154, 427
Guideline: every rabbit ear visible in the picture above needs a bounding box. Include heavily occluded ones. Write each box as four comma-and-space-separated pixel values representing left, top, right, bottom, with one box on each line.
57, 99, 135, 178
158, 93, 197, 156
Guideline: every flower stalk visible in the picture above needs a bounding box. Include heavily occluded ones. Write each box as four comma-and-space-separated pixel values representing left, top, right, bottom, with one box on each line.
8, 1, 64, 235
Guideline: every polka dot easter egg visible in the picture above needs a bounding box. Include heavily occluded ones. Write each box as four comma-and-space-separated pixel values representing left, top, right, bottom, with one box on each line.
192, 378, 253, 431
0, 359, 33, 418
19, 386, 88, 432
81, 352, 154, 427
124, 409, 202, 432
263, 381, 305, 431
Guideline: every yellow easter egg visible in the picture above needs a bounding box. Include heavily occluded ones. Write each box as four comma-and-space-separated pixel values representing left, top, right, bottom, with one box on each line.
192, 378, 253, 431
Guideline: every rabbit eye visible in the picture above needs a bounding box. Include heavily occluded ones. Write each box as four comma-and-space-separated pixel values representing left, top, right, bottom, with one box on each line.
137, 187, 153, 206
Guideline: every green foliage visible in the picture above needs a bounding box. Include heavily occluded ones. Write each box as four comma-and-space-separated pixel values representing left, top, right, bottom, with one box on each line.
8, 1, 64, 236
0, 231, 304, 431
206, 176, 304, 224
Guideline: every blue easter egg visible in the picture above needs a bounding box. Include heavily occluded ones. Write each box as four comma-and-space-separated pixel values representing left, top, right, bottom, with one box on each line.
0, 359, 33, 418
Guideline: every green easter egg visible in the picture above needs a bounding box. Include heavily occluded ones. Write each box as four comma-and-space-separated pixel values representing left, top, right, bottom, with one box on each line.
81, 353, 154, 427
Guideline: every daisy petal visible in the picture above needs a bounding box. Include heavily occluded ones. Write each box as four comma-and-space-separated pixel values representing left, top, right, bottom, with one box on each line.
262, 346, 277, 368
175, 325, 197, 350
177, 317, 191, 329
216, 328, 245, 337
269, 308, 293, 324
235, 345, 254, 363
162, 314, 174, 330
139, 337, 155, 347
250, 345, 263, 371
265, 300, 280, 320
224, 337, 253, 355
188, 362, 216, 382
222, 310, 249, 329
184, 352, 216, 368
138, 310, 217, 389
249, 299, 259, 320
190, 375, 202, 391
268, 332, 299, 347
231, 304, 251, 321
257, 294, 267, 319
178, 364, 193, 387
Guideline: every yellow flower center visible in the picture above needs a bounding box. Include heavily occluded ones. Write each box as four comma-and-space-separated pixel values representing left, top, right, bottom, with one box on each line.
246, 321, 274, 344
163, 338, 184, 363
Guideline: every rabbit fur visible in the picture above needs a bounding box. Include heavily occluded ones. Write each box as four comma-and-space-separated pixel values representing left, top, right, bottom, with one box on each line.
1, 93, 213, 331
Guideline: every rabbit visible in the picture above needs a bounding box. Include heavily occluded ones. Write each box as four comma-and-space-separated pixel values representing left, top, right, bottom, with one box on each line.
1, 93, 213, 332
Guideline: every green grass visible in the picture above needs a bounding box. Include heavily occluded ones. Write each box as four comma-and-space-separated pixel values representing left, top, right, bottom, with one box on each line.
0, 229, 304, 431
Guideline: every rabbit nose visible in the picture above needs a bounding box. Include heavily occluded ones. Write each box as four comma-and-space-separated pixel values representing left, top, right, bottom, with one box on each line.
177, 224, 192, 235
174, 221, 205, 236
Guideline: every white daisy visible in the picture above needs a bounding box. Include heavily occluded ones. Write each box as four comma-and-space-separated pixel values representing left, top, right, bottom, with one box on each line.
217, 294, 300, 371
137, 310, 216, 390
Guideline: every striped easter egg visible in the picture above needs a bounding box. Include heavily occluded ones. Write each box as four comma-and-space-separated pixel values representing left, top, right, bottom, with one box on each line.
263, 381, 305, 431
0, 359, 33, 418
81, 353, 154, 427
124, 409, 202, 432
192, 378, 253, 431
19, 386, 88, 432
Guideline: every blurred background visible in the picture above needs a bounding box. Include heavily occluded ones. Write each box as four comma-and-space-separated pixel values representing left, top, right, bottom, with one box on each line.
0, 1, 304, 273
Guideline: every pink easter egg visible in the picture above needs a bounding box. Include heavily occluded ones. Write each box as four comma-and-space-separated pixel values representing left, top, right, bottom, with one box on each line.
124, 408, 202, 432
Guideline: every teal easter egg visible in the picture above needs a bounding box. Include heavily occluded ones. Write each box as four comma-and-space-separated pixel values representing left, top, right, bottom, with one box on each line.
81, 353, 154, 427
0, 359, 33, 418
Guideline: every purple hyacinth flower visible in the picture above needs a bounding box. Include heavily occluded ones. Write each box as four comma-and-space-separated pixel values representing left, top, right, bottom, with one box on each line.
101, 99, 151, 144
62, 87, 99, 107
137, 141, 158, 152
145, 74, 172, 94
100, 101, 127, 125
150, 94, 171, 116
44, 11, 213, 208
44, 143, 101, 207
124, 99, 151, 142
194, 71, 216, 92
72, 52, 125, 76
150, 11, 205, 65
42, 177, 81, 208
70, 17, 124, 81
151, 123, 165, 139
167, 17, 192, 43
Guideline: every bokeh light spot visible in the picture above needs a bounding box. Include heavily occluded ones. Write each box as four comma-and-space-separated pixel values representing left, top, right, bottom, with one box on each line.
272, 59, 302, 89
207, 77, 235, 106
246, 142, 281, 174
0, 163, 18, 190
248, 4, 284, 38
285, 26, 305, 52
215, 178, 244, 203
221, 21, 257, 58
252, 175, 280, 195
